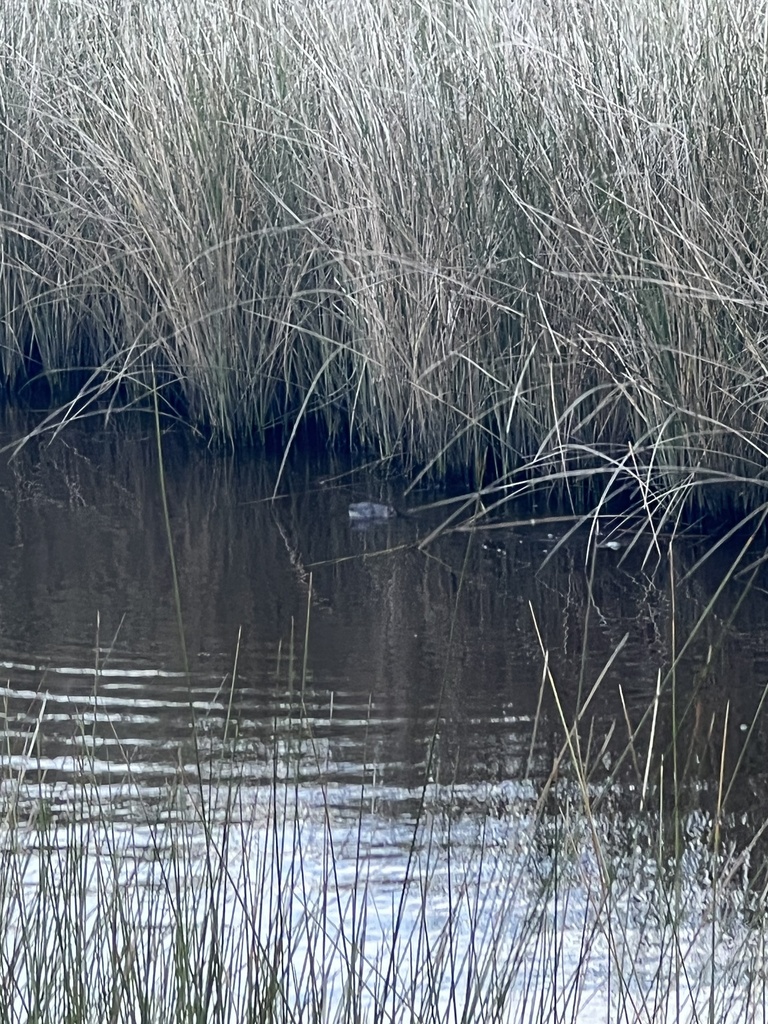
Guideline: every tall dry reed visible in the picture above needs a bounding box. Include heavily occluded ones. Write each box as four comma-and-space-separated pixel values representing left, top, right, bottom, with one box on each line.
2, 0, 768, 523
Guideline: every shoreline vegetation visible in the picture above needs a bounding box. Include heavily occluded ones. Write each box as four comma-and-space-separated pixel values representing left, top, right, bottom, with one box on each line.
3, 656, 768, 1024
5, 1, 768, 1015
4, 757, 767, 1024
3, 0, 768, 528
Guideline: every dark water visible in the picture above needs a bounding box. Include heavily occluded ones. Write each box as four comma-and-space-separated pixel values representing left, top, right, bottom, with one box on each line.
0, 413, 767, 834
4, 414, 768, 1024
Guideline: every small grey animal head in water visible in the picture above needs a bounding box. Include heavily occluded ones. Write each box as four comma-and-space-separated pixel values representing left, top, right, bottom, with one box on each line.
348, 501, 397, 521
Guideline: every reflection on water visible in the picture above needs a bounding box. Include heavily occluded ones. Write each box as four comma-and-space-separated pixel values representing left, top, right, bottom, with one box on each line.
0, 415, 766, 814
2, 415, 768, 1020
5, 777, 765, 1024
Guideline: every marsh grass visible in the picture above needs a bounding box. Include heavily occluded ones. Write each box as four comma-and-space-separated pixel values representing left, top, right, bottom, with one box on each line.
2, 663, 768, 1024
3, 0, 768, 525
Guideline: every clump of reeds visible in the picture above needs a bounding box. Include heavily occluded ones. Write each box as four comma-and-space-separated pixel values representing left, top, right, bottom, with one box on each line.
2, 672, 768, 1024
3, 0, 768, 524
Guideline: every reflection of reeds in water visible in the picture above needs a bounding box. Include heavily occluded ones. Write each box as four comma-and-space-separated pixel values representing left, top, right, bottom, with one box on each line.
3, 0, 768, 526
2, 410, 768, 1024
2, 414, 768, 803
3, 434, 768, 1022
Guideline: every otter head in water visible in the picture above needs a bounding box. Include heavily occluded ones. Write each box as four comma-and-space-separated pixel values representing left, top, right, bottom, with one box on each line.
348, 502, 397, 521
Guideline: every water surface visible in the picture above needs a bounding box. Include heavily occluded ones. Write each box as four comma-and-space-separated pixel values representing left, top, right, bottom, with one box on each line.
1, 415, 768, 1021
0, 417, 765, 805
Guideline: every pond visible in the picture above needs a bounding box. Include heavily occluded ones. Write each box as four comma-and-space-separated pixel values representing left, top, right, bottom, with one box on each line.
1, 413, 768, 1022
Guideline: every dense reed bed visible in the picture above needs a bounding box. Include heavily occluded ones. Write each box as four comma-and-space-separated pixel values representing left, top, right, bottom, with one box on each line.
2, 0, 768, 522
